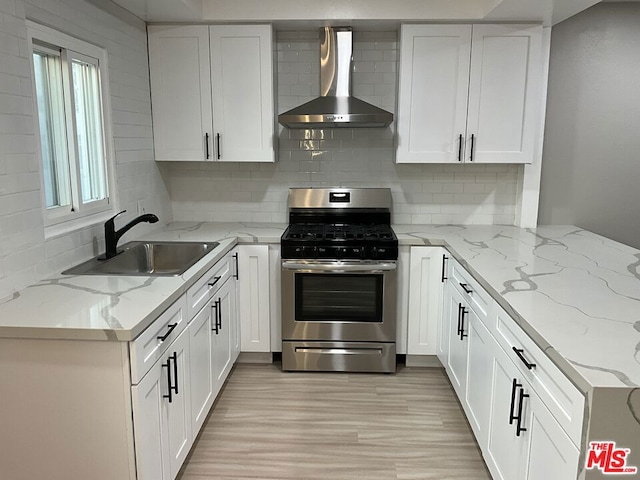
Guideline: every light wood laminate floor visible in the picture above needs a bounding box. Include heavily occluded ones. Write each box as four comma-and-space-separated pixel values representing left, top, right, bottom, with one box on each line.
178, 363, 492, 480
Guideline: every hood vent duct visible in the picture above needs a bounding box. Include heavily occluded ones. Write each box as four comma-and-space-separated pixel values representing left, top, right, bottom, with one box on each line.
278, 27, 394, 129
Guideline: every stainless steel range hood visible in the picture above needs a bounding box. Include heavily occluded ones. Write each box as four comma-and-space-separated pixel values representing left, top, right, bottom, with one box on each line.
278, 27, 394, 129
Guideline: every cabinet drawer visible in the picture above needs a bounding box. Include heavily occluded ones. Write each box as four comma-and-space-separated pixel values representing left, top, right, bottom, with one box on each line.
493, 305, 585, 446
449, 258, 492, 321
186, 255, 232, 320
130, 295, 188, 384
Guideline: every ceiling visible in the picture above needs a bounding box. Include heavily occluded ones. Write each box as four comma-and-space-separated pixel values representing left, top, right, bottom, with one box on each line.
107, 0, 607, 27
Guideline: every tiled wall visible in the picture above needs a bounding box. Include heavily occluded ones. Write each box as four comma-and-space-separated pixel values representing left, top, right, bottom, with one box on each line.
0, 0, 172, 299
166, 30, 520, 224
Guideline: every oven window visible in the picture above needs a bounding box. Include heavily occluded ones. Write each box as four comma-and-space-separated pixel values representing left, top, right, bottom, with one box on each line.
295, 273, 383, 322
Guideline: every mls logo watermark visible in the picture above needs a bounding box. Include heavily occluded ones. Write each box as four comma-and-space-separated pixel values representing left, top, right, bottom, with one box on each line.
586, 441, 638, 475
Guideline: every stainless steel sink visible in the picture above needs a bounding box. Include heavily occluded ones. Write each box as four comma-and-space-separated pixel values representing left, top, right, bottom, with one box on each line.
62, 241, 219, 276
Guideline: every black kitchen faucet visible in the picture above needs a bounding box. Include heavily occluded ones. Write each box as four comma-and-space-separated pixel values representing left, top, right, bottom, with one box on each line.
101, 210, 159, 260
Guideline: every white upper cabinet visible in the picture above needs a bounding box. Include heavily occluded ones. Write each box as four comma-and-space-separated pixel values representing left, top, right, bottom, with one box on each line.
466, 25, 542, 164
397, 24, 542, 164
209, 25, 275, 162
148, 26, 213, 162
397, 25, 471, 164
148, 24, 275, 163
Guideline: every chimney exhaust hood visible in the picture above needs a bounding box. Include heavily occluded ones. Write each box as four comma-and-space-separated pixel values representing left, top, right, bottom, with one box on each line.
278, 27, 394, 129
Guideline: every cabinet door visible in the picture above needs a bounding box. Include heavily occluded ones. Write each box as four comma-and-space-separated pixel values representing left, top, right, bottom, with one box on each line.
397, 25, 471, 163
466, 25, 542, 164
148, 25, 213, 162
131, 359, 170, 480
210, 25, 275, 162
485, 342, 530, 480
464, 308, 496, 449
132, 327, 192, 480
213, 278, 235, 387
437, 278, 452, 367
237, 245, 271, 352
189, 303, 215, 434
446, 285, 469, 397
165, 327, 193, 480
522, 385, 580, 480
407, 247, 444, 355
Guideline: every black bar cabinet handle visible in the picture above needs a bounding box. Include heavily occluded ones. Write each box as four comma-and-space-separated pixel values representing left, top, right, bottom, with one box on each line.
512, 347, 537, 370
233, 252, 239, 280
171, 352, 179, 395
459, 307, 468, 340
212, 301, 219, 334
457, 134, 463, 162
208, 276, 222, 287
205, 132, 210, 159
457, 303, 463, 336
441, 254, 448, 283
216, 133, 221, 160
470, 134, 475, 162
460, 283, 473, 294
157, 323, 178, 342
162, 357, 173, 403
217, 298, 222, 330
516, 389, 529, 437
509, 378, 520, 424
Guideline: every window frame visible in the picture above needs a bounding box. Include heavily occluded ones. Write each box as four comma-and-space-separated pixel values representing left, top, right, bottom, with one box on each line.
27, 21, 117, 238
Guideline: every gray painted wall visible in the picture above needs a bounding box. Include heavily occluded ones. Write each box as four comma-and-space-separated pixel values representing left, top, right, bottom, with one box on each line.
538, 2, 640, 249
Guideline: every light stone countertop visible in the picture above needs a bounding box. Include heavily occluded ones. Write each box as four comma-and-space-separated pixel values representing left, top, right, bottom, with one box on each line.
0, 221, 639, 393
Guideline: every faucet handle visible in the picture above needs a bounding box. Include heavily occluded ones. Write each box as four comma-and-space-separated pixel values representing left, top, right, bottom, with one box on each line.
106, 210, 126, 225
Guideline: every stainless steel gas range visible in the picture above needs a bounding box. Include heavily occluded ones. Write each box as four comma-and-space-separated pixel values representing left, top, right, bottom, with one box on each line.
280, 187, 398, 373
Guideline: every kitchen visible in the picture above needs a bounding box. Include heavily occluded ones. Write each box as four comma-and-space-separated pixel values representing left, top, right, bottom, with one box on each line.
1, 0, 639, 479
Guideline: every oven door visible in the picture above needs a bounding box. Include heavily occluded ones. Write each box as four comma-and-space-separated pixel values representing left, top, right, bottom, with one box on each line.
281, 260, 397, 343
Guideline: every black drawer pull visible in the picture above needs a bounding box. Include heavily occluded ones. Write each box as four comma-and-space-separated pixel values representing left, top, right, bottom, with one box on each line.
205, 132, 210, 159
157, 323, 178, 342
512, 347, 536, 370
171, 352, 178, 395
459, 306, 468, 340
208, 276, 222, 287
441, 254, 448, 282
516, 388, 529, 437
457, 133, 463, 162
216, 132, 221, 159
459, 283, 473, 294
162, 356, 173, 403
212, 301, 220, 334
233, 252, 239, 280
509, 378, 521, 425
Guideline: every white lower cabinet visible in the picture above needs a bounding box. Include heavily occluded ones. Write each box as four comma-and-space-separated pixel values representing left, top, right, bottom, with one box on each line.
189, 303, 215, 434
132, 325, 192, 480
212, 276, 236, 391
237, 244, 271, 352
485, 335, 579, 480
406, 247, 445, 355
132, 250, 241, 480
438, 257, 582, 480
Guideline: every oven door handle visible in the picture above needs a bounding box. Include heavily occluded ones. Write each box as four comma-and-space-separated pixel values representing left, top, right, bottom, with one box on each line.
281, 261, 397, 272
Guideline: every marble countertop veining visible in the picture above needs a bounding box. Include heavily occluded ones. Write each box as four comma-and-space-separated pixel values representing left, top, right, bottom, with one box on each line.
0, 221, 639, 392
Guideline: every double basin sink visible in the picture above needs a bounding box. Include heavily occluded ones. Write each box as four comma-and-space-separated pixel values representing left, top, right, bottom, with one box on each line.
63, 241, 219, 276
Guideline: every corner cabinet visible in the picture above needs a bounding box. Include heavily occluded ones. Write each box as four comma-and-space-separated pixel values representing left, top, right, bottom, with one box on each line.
396, 24, 543, 164
148, 24, 275, 163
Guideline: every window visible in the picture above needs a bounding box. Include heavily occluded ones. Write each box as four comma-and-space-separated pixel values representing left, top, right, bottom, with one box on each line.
27, 22, 114, 233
